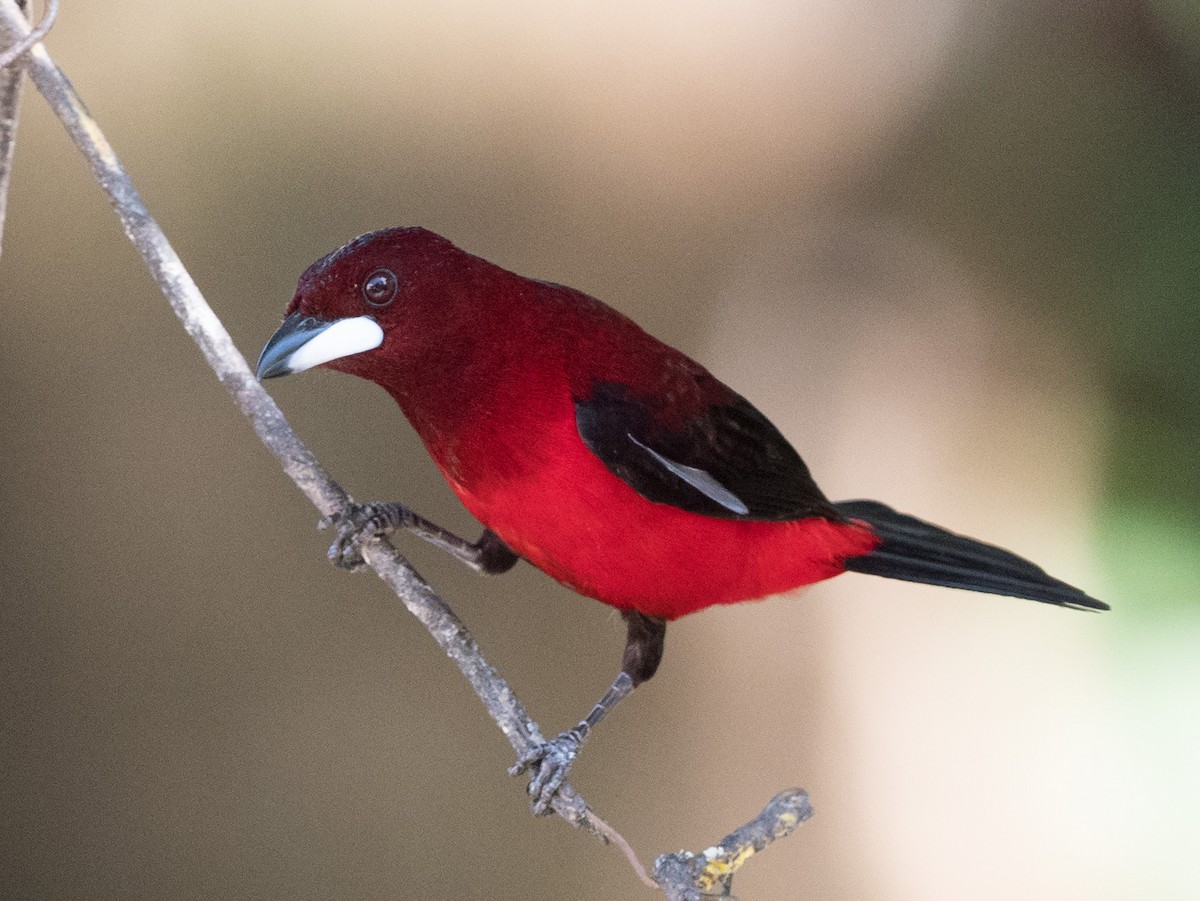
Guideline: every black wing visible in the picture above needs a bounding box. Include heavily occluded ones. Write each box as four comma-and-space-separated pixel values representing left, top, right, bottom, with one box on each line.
575, 381, 836, 521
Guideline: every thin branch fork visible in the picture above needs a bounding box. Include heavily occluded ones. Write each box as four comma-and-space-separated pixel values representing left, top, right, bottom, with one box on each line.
0, 0, 28, 255
0, 4, 812, 895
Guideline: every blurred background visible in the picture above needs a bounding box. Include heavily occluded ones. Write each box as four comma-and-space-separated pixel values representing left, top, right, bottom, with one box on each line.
1, 0, 1197, 897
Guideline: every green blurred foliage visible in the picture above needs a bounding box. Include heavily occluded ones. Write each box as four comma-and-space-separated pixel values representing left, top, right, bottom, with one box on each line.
876, 0, 1200, 611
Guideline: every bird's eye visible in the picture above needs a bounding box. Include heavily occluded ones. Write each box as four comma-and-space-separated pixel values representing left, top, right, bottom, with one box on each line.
362, 268, 398, 307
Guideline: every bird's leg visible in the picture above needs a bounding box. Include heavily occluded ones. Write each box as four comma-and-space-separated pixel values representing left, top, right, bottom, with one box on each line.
511, 610, 666, 815
323, 502, 519, 575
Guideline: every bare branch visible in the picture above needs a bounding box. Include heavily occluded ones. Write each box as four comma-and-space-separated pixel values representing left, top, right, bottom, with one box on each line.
653, 790, 814, 900
0, 0, 27, 255
0, 4, 814, 894
0, 0, 50, 69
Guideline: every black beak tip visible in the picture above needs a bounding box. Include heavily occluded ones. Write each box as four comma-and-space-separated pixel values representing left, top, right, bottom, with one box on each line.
256, 312, 322, 381
255, 352, 289, 381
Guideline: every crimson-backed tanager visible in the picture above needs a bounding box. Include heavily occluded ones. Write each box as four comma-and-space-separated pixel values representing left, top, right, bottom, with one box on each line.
257, 227, 1106, 812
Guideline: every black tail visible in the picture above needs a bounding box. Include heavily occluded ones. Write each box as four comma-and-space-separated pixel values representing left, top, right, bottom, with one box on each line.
836, 500, 1107, 611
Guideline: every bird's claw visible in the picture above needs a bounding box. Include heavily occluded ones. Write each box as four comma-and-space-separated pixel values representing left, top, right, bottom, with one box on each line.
320, 502, 412, 571
509, 729, 584, 815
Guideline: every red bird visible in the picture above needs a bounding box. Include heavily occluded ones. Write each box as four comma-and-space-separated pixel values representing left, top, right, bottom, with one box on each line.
257, 227, 1106, 811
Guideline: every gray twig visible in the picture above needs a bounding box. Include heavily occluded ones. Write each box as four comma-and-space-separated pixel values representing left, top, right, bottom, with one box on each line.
654, 789, 814, 899
0, 0, 52, 69
0, 2, 813, 894
0, 0, 28, 256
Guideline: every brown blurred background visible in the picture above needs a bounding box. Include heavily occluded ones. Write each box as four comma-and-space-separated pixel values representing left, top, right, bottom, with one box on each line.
2, 0, 1197, 898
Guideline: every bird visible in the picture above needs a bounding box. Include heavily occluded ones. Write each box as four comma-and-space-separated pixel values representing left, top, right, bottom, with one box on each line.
257, 226, 1106, 813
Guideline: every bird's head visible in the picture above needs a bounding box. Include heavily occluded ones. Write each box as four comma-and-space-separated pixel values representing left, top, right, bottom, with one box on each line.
256, 226, 473, 382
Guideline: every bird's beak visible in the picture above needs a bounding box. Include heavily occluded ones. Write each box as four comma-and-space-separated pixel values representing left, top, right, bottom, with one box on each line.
256, 313, 384, 380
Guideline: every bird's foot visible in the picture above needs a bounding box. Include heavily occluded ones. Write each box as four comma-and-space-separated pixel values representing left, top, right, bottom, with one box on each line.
320, 502, 414, 571
509, 728, 585, 816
